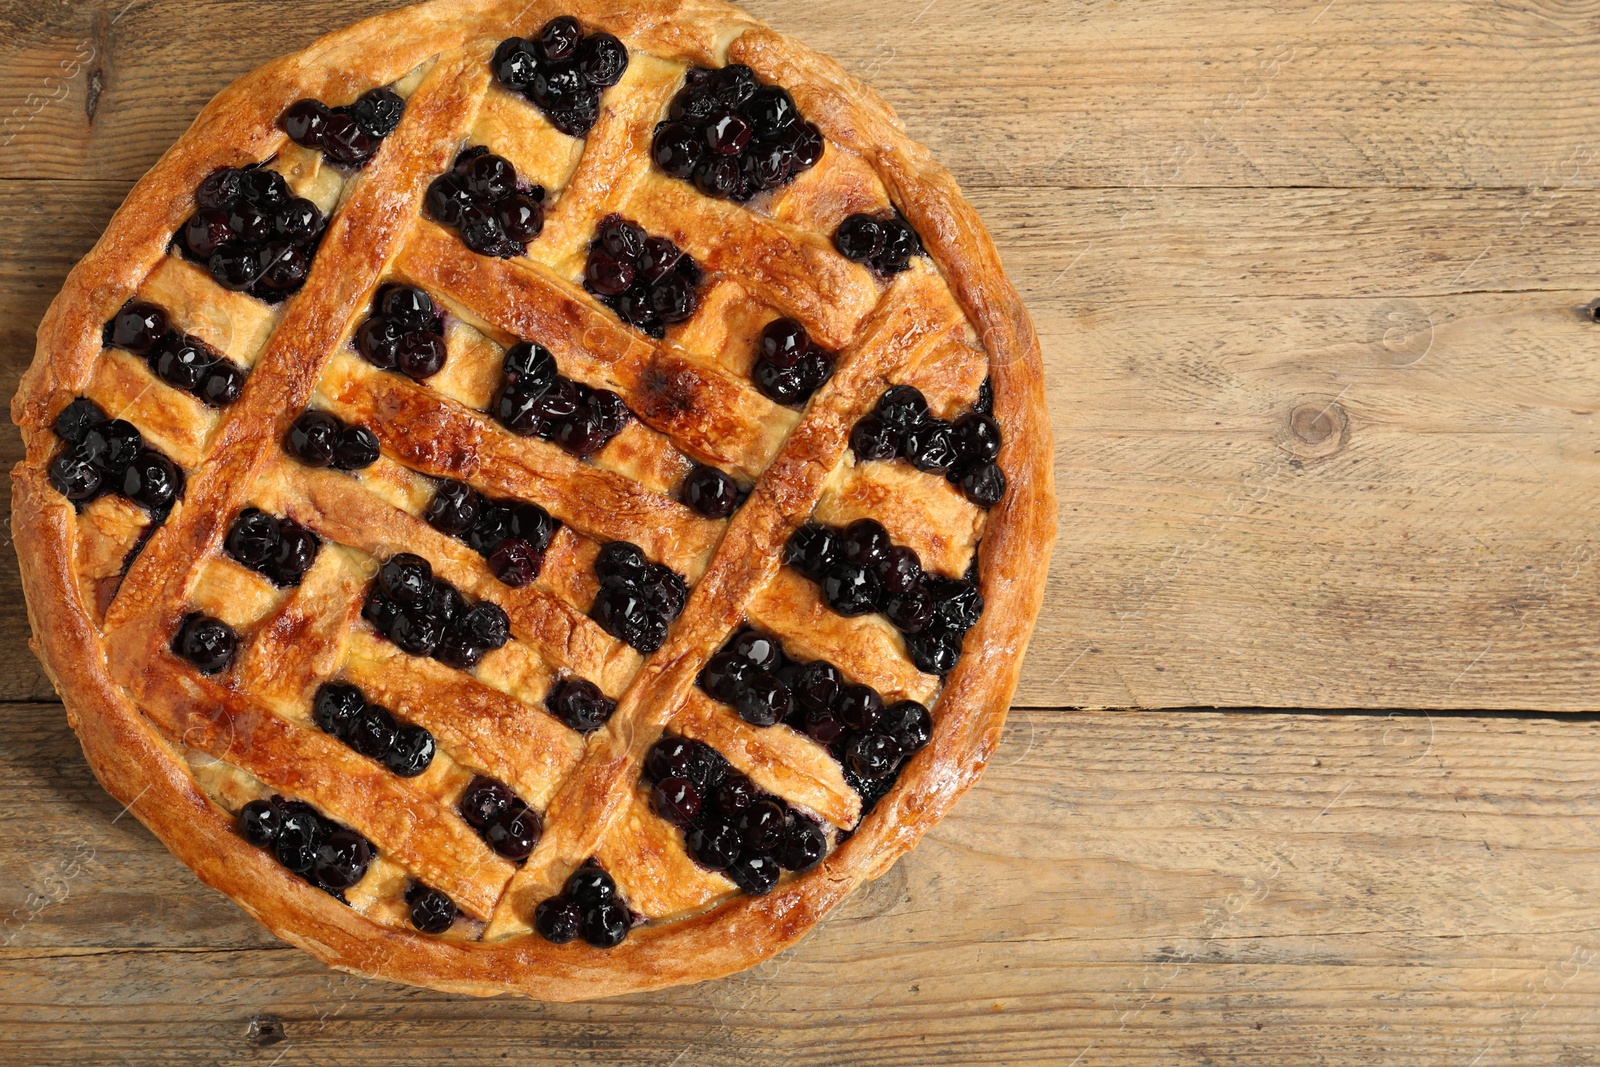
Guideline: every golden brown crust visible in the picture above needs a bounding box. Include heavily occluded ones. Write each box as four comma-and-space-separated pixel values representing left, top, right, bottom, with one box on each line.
11, 0, 1054, 1000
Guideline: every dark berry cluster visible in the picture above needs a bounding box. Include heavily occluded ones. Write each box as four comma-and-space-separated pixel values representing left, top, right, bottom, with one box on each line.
545, 677, 617, 733
679, 464, 746, 519
311, 682, 436, 778
642, 735, 826, 893
355, 284, 450, 381
238, 795, 374, 899
491, 341, 632, 457
224, 508, 321, 587
491, 17, 630, 137
699, 628, 933, 810
785, 518, 984, 675
283, 409, 381, 472
172, 612, 239, 675
47, 398, 184, 512
589, 541, 688, 654
405, 882, 458, 934
362, 553, 512, 670
282, 87, 403, 167
750, 317, 834, 408
105, 302, 246, 407
180, 166, 326, 301
850, 384, 1006, 508
424, 479, 560, 588
583, 214, 702, 338
458, 775, 542, 862
651, 65, 825, 203
426, 147, 547, 258
534, 860, 632, 947
834, 211, 923, 278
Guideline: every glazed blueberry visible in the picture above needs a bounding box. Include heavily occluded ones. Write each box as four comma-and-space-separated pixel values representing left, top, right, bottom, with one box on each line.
651, 775, 702, 827
152, 336, 211, 392
286, 411, 340, 467
534, 895, 583, 943
714, 773, 758, 818
321, 112, 378, 166
80, 419, 142, 474
876, 385, 929, 431
492, 37, 539, 88
730, 629, 783, 671
509, 503, 558, 553
462, 602, 511, 650
954, 412, 1002, 464
576, 33, 628, 87
878, 546, 922, 596
52, 397, 106, 445
118, 451, 181, 510
499, 193, 545, 242
644, 736, 698, 783
488, 538, 543, 587
110, 303, 168, 354
379, 553, 433, 607
391, 610, 444, 657
960, 463, 1007, 508
313, 829, 373, 891
502, 342, 557, 393
685, 822, 742, 871
591, 584, 666, 653
467, 505, 516, 556
740, 797, 788, 853
283, 98, 331, 144
312, 683, 365, 739
397, 332, 448, 380
822, 561, 880, 617
585, 215, 700, 335
348, 87, 405, 138
884, 585, 933, 634
652, 122, 703, 179
902, 420, 960, 474
581, 900, 630, 948
640, 564, 688, 622
274, 804, 322, 874
406, 883, 457, 934
835, 684, 884, 732
362, 589, 401, 634
753, 359, 809, 406
595, 540, 649, 587
195, 167, 244, 210
881, 700, 933, 752
840, 519, 891, 570
380, 286, 436, 330
776, 818, 827, 873
805, 706, 846, 745
275, 198, 325, 243
705, 109, 752, 156
173, 613, 238, 674
792, 660, 844, 713
425, 480, 483, 535
699, 649, 755, 705
485, 803, 541, 860
459, 776, 514, 830
850, 413, 900, 461
759, 319, 809, 368
835, 214, 884, 263
199, 362, 246, 407
268, 518, 319, 585
877, 217, 921, 272
784, 522, 839, 580
930, 579, 984, 633
681, 464, 740, 519
727, 853, 781, 895
332, 425, 381, 470
846, 733, 902, 779
238, 799, 282, 847
348, 702, 398, 760
565, 864, 617, 909
48, 454, 101, 502
225, 508, 280, 568
736, 672, 792, 728
908, 631, 960, 675
386, 725, 436, 777
547, 677, 616, 733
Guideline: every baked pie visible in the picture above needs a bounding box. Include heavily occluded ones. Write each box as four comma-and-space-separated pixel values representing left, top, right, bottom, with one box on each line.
11, 0, 1054, 999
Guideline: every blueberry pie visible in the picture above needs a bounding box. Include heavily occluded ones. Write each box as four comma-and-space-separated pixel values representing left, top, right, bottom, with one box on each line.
10, 0, 1052, 1000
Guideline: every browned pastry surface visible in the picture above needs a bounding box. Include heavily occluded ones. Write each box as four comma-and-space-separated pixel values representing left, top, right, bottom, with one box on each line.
11, 0, 1053, 1000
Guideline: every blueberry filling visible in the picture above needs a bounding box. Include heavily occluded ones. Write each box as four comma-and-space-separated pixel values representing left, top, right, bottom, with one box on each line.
238, 795, 374, 899
834, 210, 923, 278
424, 479, 560, 588
179, 166, 326, 302
589, 541, 688, 654
363, 553, 512, 669
457, 774, 542, 861
490, 341, 633, 457
283, 408, 381, 470
491, 18, 629, 137
749, 318, 834, 408
534, 859, 635, 947
426, 147, 546, 258
47, 398, 186, 513
849, 384, 1006, 508
104, 301, 248, 407
679, 464, 747, 519
641, 734, 829, 890
545, 676, 617, 733
784, 518, 983, 675
582, 214, 702, 339
405, 882, 458, 934
312, 682, 436, 778
651, 64, 824, 203
172, 612, 239, 674
354, 284, 451, 380
225, 507, 321, 587
282, 86, 406, 168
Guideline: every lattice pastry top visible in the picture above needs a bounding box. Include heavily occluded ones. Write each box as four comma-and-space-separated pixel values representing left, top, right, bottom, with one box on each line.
11, 0, 1054, 999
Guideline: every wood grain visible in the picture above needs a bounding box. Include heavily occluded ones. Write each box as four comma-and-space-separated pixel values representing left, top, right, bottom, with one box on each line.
5, 701, 1600, 1064
4, 0, 1600, 1061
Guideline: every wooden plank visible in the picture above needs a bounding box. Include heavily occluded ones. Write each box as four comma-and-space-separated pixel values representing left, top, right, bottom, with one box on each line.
5, 181, 1600, 709
4, 701, 1600, 1064
5, 0, 1600, 190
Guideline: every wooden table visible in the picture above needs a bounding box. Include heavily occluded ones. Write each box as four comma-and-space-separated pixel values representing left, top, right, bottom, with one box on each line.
4, 1, 1600, 1062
